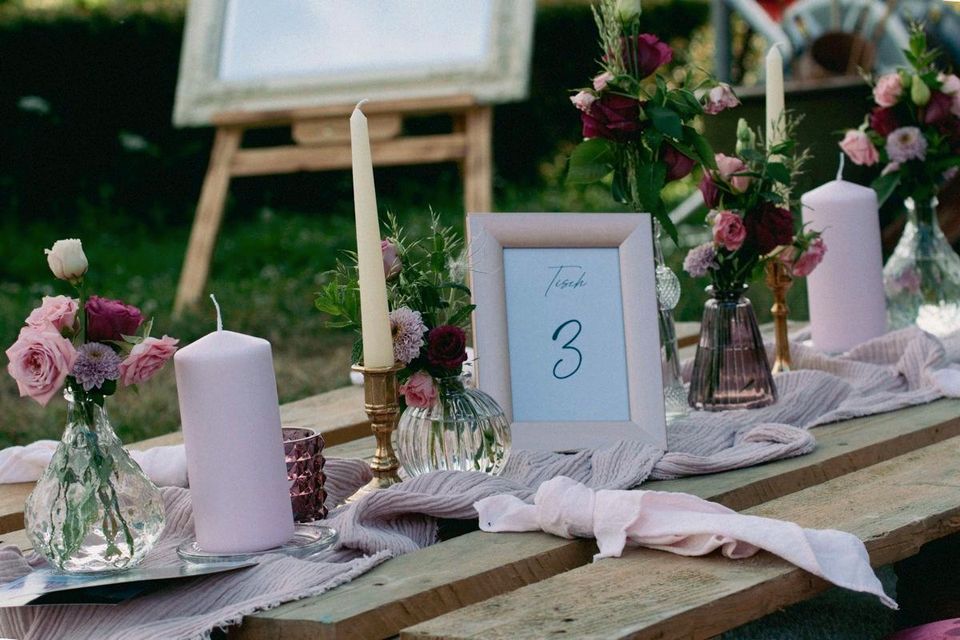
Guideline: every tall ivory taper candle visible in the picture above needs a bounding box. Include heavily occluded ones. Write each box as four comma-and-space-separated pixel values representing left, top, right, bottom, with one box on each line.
174, 296, 294, 553
350, 101, 394, 367
765, 45, 785, 147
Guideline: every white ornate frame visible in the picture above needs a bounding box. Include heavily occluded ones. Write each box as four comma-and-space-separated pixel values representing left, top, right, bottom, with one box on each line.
173, 0, 536, 126
468, 213, 667, 452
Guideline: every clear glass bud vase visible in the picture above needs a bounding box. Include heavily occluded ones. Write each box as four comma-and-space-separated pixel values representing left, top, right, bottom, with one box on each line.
652, 221, 689, 420
24, 389, 165, 572
394, 374, 511, 477
884, 196, 960, 337
688, 286, 777, 411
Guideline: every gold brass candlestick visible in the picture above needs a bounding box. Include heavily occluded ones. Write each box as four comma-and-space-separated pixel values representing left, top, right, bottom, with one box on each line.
765, 260, 793, 374
347, 363, 403, 503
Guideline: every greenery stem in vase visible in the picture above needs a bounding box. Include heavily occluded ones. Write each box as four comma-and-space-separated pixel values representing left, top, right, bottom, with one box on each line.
566, 0, 741, 420
6, 239, 176, 572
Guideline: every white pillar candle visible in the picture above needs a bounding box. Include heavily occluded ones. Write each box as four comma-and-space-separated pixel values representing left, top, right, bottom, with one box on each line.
765, 45, 785, 147
174, 300, 294, 553
350, 101, 394, 368
801, 161, 887, 353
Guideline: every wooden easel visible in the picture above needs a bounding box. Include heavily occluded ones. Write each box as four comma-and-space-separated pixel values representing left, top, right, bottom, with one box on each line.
173, 94, 492, 315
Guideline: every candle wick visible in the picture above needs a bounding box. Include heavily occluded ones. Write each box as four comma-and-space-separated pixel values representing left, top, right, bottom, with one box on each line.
210, 294, 223, 332
354, 98, 369, 113
836, 153, 845, 181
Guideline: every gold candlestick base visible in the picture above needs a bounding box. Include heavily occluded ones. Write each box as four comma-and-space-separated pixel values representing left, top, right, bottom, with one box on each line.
765, 260, 794, 374
346, 363, 403, 503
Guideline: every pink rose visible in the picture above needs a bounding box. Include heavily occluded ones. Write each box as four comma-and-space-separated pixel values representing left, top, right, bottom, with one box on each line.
5, 324, 77, 406
715, 154, 751, 193
703, 83, 740, 115
399, 371, 437, 409
873, 73, 902, 108
381, 239, 402, 280
790, 237, 827, 277
939, 73, 960, 96
26, 296, 79, 333
85, 296, 143, 343
712, 211, 747, 251
118, 335, 179, 387
592, 72, 613, 92
839, 130, 879, 166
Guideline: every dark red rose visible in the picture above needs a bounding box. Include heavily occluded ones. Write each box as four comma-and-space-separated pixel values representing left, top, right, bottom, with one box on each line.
85, 296, 143, 343
869, 107, 899, 137
426, 325, 468, 371
744, 202, 794, 254
924, 91, 954, 125
661, 144, 695, 181
622, 33, 673, 79
698, 171, 720, 209
581, 93, 643, 142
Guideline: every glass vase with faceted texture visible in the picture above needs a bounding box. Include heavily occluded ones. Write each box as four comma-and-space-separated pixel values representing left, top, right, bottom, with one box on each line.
394, 374, 510, 477
652, 220, 689, 420
884, 196, 960, 337
688, 287, 777, 411
24, 390, 165, 573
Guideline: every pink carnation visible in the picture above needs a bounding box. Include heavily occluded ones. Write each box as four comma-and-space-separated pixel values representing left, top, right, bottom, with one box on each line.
26, 295, 79, 333
118, 335, 179, 387
873, 73, 902, 108
712, 211, 747, 251
839, 130, 879, 166
5, 323, 77, 406
715, 154, 751, 193
399, 371, 437, 409
790, 237, 827, 277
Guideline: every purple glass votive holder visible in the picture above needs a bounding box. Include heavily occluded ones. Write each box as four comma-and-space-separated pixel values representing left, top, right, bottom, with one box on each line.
282, 427, 328, 523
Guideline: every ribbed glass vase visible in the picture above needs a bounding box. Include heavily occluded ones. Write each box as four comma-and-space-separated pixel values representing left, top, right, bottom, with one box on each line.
394, 374, 511, 477
884, 196, 960, 337
24, 389, 165, 573
688, 286, 777, 411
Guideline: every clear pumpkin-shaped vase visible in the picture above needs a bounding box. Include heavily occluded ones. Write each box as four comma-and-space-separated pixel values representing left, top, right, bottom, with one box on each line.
688, 286, 777, 411
884, 196, 960, 337
24, 389, 165, 572
394, 374, 511, 477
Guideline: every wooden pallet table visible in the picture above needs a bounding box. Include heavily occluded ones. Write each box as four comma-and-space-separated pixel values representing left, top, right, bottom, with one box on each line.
0, 323, 957, 639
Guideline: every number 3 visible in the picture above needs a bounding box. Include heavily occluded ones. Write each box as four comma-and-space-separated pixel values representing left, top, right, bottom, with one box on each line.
552, 319, 582, 380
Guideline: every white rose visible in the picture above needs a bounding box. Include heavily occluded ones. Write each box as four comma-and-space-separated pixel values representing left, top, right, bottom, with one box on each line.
616, 0, 642, 22
44, 239, 88, 283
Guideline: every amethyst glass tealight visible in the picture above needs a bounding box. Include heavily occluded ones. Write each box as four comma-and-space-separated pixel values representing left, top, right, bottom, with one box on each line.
282, 427, 328, 522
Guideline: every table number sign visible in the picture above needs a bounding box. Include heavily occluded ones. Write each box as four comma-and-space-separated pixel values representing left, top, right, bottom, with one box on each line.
469, 213, 666, 451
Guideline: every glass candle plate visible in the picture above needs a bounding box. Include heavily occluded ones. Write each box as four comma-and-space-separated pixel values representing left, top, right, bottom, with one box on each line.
177, 523, 338, 564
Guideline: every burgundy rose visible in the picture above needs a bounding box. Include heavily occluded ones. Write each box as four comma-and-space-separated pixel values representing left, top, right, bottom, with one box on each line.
622, 33, 673, 79
85, 295, 143, 343
744, 202, 794, 255
924, 91, 954, 125
425, 325, 468, 371
869, 107, 899, 137
661, 145, 695, 181
698, 171, 720, 209
581, 93, 643, 142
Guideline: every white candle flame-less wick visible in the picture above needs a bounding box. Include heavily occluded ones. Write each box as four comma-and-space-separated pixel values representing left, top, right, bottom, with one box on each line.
210, 294, 223, 332
354, 98, 369, 112
836, 153, 845, 181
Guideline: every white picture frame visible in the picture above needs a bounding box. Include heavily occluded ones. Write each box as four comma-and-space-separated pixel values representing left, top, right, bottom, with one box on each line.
173, 0, 536, 127
468, 213, 666, 452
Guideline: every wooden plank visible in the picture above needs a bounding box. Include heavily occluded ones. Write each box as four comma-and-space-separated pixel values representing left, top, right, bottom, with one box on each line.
462, 106, 492, 214
211, 95, 477, 128
292, 114, 402, 146
230, 134, 468, 177
402, 435, 960, 640
236, 399, 960, 639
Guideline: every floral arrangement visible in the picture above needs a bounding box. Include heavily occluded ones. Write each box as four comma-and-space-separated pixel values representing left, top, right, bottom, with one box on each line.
683, 119, 826, 290
6, 239, 178, 409
839, 27, 960, 204
315, 213, 473, 409
566, 0, 739, 242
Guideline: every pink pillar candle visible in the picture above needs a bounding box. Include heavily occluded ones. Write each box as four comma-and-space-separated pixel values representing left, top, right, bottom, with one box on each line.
174, 329, 294, 553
